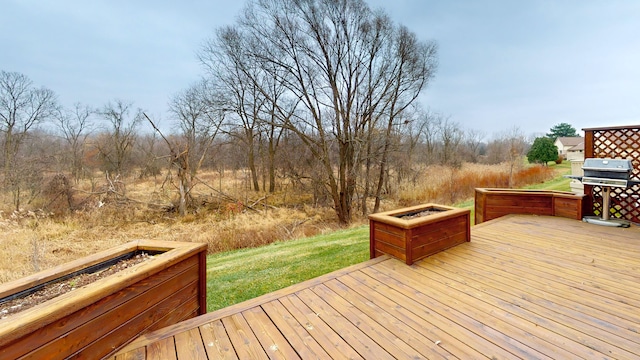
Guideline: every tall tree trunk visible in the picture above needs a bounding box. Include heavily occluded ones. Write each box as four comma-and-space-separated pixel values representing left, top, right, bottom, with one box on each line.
247, 144, 260, 191
178, 172, 187, 216
373, 118, 394, 214
3, 128, 14, 186
361, 118, 376, 216
361, 143, 372, 216
268, 137, 276, 193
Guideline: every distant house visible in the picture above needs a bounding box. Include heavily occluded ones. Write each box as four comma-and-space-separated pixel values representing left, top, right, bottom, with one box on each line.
554, 137, 584, 161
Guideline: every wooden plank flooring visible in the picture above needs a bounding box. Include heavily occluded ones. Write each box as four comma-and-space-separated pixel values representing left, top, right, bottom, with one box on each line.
113, 215, 640, 359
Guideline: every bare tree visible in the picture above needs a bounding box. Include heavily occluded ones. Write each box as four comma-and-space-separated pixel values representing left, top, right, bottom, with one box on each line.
135, 132, 164, 179
418, 110, 443, 165
389, 107, 429, 188
96, 100, 141, 176
202, 26, 295, 193
55, 103, 94, 183
164, 80, 225, 215
484, 127, 527, 186
169, 79, 221, 176
370, 26, 438, 213
13, 131, 54, 207
505, 127, 527, 187
462, 128, 485, 163
438, 117, 463, 167
203, 0, 437, 223
0, 71, 57, 209
206, 46, 264, 192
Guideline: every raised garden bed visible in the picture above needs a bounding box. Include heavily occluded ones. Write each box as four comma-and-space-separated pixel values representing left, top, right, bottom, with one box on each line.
369, 203, 470, 265
474, 188, 587, 224
0, 240, 207, 359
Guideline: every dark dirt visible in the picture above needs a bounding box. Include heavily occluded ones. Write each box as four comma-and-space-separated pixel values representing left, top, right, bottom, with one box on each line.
398, 209, 445, 220
0, 252, 154, 319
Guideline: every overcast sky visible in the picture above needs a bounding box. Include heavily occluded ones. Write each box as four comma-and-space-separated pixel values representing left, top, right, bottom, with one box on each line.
2, 0, 639, 138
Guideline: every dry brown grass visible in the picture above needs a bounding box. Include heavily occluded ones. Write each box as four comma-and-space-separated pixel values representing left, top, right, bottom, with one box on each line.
0, 204, 338, 283
395, 162, 555, 207
0, 170, 342, 283
0, 162, 553, 284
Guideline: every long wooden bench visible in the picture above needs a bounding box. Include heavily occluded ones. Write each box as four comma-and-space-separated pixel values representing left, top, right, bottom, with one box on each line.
474, 188, 587, 224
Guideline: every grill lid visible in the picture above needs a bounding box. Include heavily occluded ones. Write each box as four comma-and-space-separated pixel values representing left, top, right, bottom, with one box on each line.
582, 158, 632, 173
582, 158, 632, 181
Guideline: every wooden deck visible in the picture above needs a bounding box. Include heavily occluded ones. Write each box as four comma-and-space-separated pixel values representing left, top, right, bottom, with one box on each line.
113, 215, 640, 359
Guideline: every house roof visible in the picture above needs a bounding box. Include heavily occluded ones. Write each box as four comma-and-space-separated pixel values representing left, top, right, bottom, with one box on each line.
556, 137, 584, 147
568, 142, 585, 151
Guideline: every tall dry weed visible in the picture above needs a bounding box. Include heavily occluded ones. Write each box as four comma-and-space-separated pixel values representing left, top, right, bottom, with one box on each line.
397, 162, 554, 206
0, 201, 339, 283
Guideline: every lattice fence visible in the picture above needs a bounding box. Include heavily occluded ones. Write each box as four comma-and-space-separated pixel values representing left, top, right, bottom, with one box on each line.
584, 125, 640, 223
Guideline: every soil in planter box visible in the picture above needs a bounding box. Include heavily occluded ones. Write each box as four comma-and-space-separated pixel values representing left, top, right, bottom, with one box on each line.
397, 208, 445, 220
0, 252, 154, 319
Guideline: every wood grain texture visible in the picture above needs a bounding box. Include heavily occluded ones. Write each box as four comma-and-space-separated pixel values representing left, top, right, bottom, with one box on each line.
174, 328, 208, 360
370, 204, 470, 264
199, 321, 238, 360
114, 347, 146, 360
221, 313, 269, 359
475, 188, 586, 224
146, 337, 177, 360
0, 241, 207, 359
112, 215, 640, 359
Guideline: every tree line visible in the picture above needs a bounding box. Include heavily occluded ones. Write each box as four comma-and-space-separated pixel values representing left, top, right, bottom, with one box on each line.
1, 0, 536, 223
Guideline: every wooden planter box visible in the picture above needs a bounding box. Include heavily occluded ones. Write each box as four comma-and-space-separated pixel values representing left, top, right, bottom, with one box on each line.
0, 240, 207, 359
369, 204, 470, 265
474, 188, 587, 224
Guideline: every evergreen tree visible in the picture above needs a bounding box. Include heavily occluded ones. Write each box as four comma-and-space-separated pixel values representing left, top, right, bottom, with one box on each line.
527, 137, 558, 165
547, 122, 578, 140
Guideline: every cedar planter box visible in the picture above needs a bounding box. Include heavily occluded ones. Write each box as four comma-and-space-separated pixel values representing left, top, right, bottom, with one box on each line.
474, 188, 587, 224
0, 240, 207, 359
369, 204, 470, 265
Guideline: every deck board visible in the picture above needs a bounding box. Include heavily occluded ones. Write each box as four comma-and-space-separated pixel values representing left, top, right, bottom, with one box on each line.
310, 283, 427, 359
174, 328, 207, 360
147, 337, 177, 360
199, 321, 237, 360
416, 253, 622, 358
113, 215, 640, 359
277, 294, 363, 360
380, 259, 576, 358
369, 261, 553, 360
323, 277, 454, 358
260, 300, 330, 359
221, 313, 269, 359
343, 272, 485, 359
295, 288, 394, 359
241, 306, 301, 360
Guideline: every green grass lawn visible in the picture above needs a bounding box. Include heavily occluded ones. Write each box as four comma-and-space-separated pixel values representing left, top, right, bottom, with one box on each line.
205, 162, 576, 311
454, 198, 475, 223
206, 226, 369, 311
523, 175, 572, 191
524, 161, 572, 192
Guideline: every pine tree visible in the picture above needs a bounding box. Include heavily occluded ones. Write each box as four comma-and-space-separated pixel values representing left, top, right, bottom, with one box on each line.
547, 123, 578, 140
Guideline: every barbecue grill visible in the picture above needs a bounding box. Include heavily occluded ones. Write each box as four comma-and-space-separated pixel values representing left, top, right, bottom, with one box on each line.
567, 158, 640, 227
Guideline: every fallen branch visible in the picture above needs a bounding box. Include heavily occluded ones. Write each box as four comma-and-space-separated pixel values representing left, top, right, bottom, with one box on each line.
248, 196, 278, 210
194, 177, 259, 212
279, 218, 311, 237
